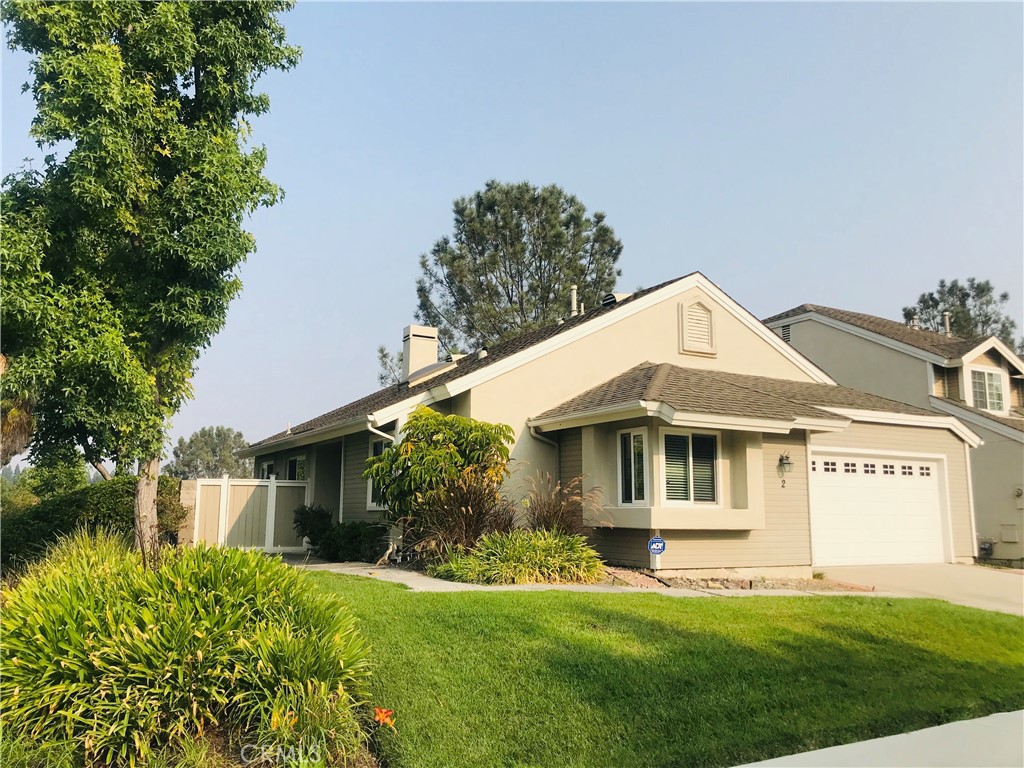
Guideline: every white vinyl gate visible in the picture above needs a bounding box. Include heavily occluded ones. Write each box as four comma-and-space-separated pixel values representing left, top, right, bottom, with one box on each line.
191, 476, 308, 553
809, 454, 946, 566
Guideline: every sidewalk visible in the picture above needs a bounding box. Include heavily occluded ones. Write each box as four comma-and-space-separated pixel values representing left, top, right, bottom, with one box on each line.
289, 557, 899, 600
742, 710, 1024, 767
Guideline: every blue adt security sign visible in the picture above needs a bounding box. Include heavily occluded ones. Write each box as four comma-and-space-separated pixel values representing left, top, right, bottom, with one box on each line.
647, 536, 666, 555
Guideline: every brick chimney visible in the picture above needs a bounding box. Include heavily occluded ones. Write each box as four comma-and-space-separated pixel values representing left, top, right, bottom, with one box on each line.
402, 325, 439, 380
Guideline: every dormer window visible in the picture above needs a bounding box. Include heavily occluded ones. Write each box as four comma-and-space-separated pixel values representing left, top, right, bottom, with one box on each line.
971, 370, 1004, 412
679, 300, 716, 356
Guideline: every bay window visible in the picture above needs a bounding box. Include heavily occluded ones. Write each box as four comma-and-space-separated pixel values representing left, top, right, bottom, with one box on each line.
617, 429, 647, 504
663, 431, 718, 504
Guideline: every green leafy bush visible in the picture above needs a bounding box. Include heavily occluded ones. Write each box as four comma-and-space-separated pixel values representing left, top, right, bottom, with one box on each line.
294, 505, 389, 562
0, 531, 371, 765
429, 529, 605, 585
363, 406, 514, 524
0, 475, 186, 567
293, 502, 334, 544
318, 521, 389, 563
412, 467, 516, 560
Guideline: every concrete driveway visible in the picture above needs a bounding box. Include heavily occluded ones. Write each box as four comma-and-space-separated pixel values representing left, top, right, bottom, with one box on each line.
823, 564, 1024, 616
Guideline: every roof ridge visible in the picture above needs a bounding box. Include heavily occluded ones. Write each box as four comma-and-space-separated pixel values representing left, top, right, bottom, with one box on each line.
643, 362, 673, 400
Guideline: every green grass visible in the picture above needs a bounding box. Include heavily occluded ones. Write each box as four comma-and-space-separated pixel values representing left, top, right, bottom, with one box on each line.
314, 574, 1024, 768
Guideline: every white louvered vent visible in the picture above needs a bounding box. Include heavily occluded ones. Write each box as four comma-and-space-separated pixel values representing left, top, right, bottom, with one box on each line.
781, 324, 791, 343
679, 300, 715, 356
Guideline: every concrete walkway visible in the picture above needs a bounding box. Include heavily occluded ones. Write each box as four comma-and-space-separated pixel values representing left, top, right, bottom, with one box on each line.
822, 564, 1024, 616
743, 709, 1024, 767
292, 558, 897, 600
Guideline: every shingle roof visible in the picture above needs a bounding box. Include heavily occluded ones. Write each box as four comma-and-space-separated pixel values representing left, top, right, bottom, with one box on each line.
533, 362, 937, 424
249, 275, 693, 449
933, 397, 1024, 434
763, 304, 989, 360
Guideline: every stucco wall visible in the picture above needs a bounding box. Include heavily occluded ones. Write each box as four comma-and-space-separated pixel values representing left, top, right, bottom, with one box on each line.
470, 285, 822, 496
784, 321, 931, 407
809, 422, 975, 559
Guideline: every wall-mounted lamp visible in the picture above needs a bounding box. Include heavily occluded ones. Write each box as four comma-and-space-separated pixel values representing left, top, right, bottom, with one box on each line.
778, 453, 793, 473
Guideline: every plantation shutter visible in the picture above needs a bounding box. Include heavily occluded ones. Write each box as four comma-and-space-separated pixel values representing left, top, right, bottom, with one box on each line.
686, 304, 712, 348
632, 434, 645, 502
664, 434, 690, 501
620, 433, 633, 503
692, 435, 717, 503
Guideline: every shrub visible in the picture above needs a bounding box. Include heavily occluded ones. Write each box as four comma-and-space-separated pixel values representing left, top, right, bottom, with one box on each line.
363, 406, 514, 524
318, 521, 390, 563
412, 467, 516, 560
0, 531, 371, 765
0, 475, 187, 567
522, 473, 602, 536
293, 502, 334, 544
428, 529, 605, 585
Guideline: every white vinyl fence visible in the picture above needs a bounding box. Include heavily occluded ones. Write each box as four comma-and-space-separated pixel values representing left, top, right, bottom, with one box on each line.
181, 476, 309, 553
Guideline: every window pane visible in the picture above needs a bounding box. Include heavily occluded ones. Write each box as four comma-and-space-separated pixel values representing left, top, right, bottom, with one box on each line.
620, 433, 633, 504
987, 373, 1004, 410
287, 458, 297, 481
632, 434, 645, 502
664, 434, 690, 501
972, 371, 989, 409
295, 458, 306, 481
692, 435, 717, 503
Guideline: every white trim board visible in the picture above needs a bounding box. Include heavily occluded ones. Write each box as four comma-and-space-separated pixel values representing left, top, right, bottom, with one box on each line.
929, 397, 1024, 444
816, 407, 983, 448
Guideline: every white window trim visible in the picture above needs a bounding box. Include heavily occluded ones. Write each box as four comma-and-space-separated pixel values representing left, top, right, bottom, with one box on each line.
259, 461, 274, 480
616, 428, 649, 506
366, 437, 389, 510
286, 454, 307, 482
658, 428, 723, 509
966, 364, 1009, 415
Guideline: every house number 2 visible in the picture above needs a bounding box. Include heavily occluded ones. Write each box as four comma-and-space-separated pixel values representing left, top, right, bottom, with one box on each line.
780, 479, 786, 488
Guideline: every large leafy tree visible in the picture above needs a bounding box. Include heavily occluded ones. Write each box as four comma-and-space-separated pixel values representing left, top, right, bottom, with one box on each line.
164, 426, 253, 479
903, 278, 1020, 348
1, 1, 299, 564
415, 180, 623, 355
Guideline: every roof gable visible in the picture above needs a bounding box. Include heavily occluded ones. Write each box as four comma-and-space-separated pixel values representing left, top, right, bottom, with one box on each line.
765, 304, 1020, 369
248, 273, 836, 452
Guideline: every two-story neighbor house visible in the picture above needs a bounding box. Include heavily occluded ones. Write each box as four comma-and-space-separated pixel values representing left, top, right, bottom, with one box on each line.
239, 273, 982, 574
765, 305, 1024, 565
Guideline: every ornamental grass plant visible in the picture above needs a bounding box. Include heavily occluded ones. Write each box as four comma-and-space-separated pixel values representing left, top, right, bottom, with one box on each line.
428, 529, 605, 585
0, 530, 371, 766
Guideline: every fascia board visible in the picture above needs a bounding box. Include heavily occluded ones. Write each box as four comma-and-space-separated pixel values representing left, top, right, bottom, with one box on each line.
819, 406, 984, 448
954, 337, 1024, 375
239, 420, 368, 457
928, 397, 1023, 445
527, 403, 650, 431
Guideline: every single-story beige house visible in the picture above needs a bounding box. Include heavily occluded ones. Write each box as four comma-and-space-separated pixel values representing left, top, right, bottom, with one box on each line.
240, 272, 982, 575
764, 304, 1024, 566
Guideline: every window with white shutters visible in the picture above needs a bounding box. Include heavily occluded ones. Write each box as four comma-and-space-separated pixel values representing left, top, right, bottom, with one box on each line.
663, 431, 718, 504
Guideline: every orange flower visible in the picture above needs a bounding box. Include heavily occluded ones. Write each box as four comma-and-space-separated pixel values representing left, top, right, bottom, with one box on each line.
374, 707, 396, 728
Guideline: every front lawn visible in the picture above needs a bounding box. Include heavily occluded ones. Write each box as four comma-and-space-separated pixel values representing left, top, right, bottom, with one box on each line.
315, 574, 1024, 768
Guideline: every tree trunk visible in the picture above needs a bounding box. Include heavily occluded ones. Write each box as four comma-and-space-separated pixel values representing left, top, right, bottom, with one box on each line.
135, 456, 161, 568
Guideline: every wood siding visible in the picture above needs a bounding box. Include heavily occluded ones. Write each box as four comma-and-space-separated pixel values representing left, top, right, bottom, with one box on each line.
559, 428, 583, 487
590, 528, 650, 568
656, 432, 811, 569
810, 422, 974, 559
342, 432, 379, 523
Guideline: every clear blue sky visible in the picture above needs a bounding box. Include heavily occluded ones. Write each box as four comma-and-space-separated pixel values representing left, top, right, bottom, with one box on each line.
3, 2, 1022, 452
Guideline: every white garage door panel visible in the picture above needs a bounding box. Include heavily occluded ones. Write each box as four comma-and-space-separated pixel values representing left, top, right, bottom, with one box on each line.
810, 457, 944, 566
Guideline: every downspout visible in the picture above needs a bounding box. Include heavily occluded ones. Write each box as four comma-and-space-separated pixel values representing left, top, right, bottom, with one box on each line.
529, 425, 560, 481
367, 416, 399, 560
367, 418, 397, 444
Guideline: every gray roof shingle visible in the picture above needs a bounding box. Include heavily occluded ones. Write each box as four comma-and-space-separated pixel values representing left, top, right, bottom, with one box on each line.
763, 304, 989, 360
249, 275, 693, 449
533, 362, 937, 425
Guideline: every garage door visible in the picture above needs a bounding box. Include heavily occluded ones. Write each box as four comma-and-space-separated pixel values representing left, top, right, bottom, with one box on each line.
810, 455, 945, 566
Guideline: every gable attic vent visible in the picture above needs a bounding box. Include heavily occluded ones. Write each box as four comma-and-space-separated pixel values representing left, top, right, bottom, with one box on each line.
679, 300, 716, 356
781, 324, 791, 343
